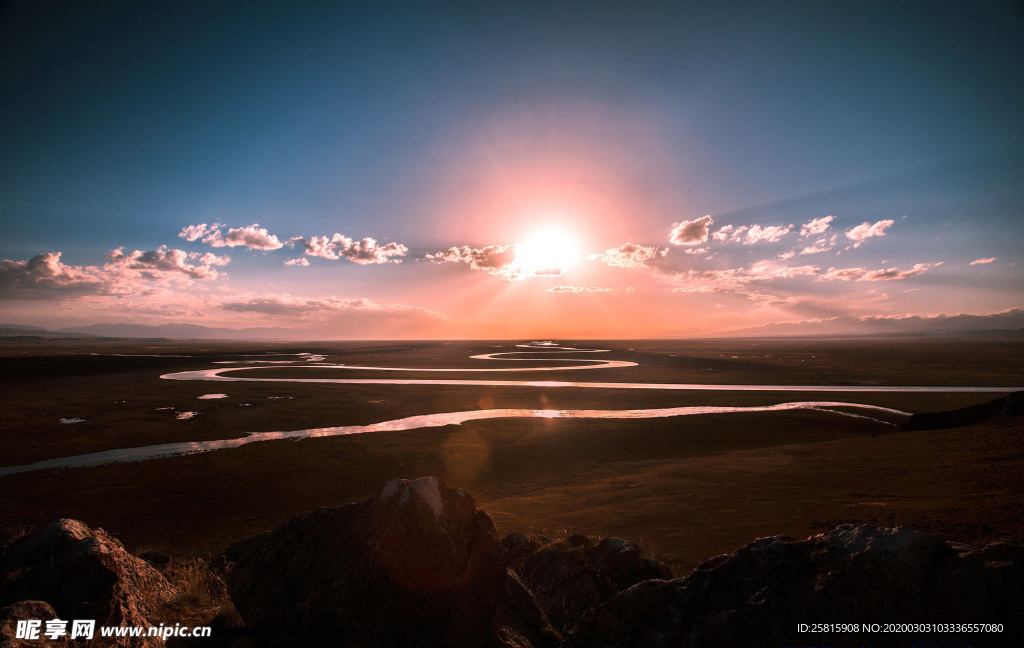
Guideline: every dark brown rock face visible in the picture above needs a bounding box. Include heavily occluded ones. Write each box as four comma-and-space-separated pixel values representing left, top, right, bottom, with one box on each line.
502, 533, 670, 634
223, 477, 556, 648
564, 525, 1023, 648
0, 601, 67, 648
0, 520, 176, 648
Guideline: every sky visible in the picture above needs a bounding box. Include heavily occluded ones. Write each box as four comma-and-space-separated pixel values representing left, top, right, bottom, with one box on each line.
1, 0, 1022, 339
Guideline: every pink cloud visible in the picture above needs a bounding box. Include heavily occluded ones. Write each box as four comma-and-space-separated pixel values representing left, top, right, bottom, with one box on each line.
800, 234, 838, 255
104, 247, 229, 281
669, 216, 713, 245
588, 243, 667, 268
548, 285, 612, 293
218, 293, 446, 327
710, 223, 793, 245
1, 247, 229, 301
819, 262, 941, 281
711, 224, 735, 242
425, 244, 521, 279
742, 224, 794, 244
800, 215, 834, 237
294, 234, 408, 264
0, 252, 111, 299
845, 219, 894, 247
969, 257, 997, 265
179, 223, 284, 250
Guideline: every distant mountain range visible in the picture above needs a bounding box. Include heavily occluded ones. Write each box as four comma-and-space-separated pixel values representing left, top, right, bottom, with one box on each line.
4, 308, 1023, 340
0, 322, 312, 340
721, 308, 1024, 338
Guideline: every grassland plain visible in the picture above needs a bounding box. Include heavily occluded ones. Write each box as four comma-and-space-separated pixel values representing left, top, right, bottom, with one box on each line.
1, 337, 1022, 571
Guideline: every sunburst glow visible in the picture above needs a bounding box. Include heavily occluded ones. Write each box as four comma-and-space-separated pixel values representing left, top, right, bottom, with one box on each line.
516, 229, 579, 277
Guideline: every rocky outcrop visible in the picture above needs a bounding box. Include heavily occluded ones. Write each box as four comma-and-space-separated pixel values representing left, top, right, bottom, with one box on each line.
0, 519, 177, 648
564, 524, 1023, 648
223, 477, 557, 648
4, 481, 1020, 647
501, 533, 670, 634
0, 601, 67, 648
901, 390, 1024, 430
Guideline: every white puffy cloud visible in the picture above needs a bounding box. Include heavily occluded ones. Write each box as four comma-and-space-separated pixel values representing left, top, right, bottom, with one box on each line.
845, 219, 894, 247
284, 258, 310, 266
819, 262, 941, 282
777, 251, 796, 260
179, 223, 284, 250
800, 215, 834, 237
294, 234, 408, 264
669, 216, 713, 245
970, 257, 997, 265
587, 243, 667, 268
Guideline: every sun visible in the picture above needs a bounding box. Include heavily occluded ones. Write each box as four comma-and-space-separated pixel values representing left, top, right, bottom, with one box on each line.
516, 229, 579, 277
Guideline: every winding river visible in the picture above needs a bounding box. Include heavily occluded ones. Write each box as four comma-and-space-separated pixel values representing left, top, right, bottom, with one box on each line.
2, 342, 1018, 477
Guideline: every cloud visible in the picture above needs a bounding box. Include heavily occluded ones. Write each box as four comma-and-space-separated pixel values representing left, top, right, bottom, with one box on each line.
684, 247, 708, 255
219, 293, 445, 325
845, 219, 894, 247
179, 223, 284, 250
777, 251, 795, 260
1, 247, 229, 300
104, 246, 230, 281
710, 223, 793, 244
0, 252, 111, 300
711, 225, 735, 242
214, 292, 449, 337
800, 215, 834, 237
819, 262, 941, 282
669, 216, 713, 245
179, 223, 218, 242
670, 285, 720, 294
548, 285, 612, 293
970, 257, 997, 265
800, 234, 838, 255
587, 243, 667, 268
284, 258, 310, 266
746, 260, 821, 279
742, 224, 794, 244
294, 234, 408, 264
425, 244, 521, 279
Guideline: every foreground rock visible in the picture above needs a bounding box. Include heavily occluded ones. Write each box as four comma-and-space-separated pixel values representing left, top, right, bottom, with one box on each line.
502, 533, 670, 634
0, 520, 177, 648
0, 601, 67, 648
224, 477, 557, 648
565, 524, 1023, 648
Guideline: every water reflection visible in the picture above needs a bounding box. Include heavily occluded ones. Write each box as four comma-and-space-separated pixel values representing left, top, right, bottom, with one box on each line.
1, 401, 908, 477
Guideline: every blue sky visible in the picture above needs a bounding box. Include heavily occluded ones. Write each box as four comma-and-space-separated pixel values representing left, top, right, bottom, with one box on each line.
1, 0, 1022, 337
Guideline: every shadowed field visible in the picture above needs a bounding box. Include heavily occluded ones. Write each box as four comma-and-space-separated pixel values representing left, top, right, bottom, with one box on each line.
1, 337, 1022, 571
